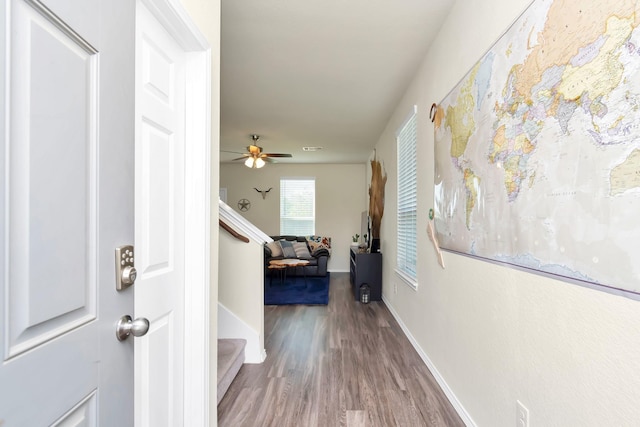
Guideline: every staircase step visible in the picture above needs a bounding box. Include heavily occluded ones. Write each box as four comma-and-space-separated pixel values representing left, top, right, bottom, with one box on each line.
217, 338, 246, 405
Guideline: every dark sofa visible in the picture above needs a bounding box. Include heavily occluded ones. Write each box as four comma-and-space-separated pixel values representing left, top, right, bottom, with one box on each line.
264, 235, 331, 277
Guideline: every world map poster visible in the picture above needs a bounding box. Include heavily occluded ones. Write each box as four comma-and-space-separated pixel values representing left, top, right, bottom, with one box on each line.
433, 0, 640, 297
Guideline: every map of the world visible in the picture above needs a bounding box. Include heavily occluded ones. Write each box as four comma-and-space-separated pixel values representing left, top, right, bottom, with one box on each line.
433, 0, 640, 296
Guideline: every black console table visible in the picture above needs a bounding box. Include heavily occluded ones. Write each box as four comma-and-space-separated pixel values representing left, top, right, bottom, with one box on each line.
349, 247, 382, 301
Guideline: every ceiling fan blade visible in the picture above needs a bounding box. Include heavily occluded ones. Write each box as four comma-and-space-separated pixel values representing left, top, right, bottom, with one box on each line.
262, 153, 293, 158
231, 155, 250, 161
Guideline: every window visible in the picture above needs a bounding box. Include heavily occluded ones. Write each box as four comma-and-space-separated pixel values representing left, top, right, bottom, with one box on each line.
280, 178, 315, 235
397, 106, 417, 288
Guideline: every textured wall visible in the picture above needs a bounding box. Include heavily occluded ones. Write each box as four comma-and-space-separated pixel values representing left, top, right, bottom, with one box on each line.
376, 0, 640, 426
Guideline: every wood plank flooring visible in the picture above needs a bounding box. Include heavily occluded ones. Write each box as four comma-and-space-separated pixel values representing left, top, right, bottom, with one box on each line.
217, 272, 465, 427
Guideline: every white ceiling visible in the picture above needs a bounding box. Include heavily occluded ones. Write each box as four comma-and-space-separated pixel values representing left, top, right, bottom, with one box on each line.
220, 0, 454, 164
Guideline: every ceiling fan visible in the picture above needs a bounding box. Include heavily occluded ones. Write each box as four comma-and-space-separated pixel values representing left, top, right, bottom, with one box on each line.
231, 134, 292, 168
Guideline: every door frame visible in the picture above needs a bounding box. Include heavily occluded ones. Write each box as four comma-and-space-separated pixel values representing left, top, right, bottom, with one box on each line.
138, 0, 211, 425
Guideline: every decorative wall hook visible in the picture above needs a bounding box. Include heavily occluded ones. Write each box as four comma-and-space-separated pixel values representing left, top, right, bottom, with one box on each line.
429, 103, 438, 122
254, 187, 272, 199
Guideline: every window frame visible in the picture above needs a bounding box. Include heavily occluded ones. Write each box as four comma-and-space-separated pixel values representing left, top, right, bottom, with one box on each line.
395, 105, 418, 290
279, 177, 316, 236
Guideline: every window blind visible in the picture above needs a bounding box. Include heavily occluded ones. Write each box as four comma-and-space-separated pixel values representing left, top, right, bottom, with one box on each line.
397, 107, 417, 282
280, 178, 315, 235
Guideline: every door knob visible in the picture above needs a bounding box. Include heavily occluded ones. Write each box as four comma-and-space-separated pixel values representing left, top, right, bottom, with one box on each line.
116, 315, 150, 341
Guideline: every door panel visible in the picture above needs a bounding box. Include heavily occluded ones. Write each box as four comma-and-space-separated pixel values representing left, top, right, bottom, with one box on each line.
0, 0, 135, 425
139, 120, 174, 274
7, 0, 98, 358
139, 312, 174, 426
51, 391, 98, 427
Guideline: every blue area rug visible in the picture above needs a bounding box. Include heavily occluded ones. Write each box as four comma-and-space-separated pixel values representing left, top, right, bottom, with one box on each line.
264, 273, 330, 305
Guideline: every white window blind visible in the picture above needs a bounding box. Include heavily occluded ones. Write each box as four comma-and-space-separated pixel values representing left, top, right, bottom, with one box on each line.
397, 106, 417, 284
280, 178, 315, 235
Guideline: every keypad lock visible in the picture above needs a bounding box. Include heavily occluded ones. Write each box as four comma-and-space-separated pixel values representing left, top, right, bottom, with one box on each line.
115, 245, 137, 291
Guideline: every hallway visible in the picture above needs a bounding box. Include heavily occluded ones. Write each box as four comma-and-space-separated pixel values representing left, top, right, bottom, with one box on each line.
218, 272, 464, 426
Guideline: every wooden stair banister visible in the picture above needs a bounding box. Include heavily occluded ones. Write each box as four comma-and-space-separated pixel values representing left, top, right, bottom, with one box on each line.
219, 219, 250, 243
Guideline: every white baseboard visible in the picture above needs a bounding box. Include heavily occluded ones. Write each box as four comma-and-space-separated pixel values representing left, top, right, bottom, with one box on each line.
218, 303, 266, 364
382, 296, 476, 427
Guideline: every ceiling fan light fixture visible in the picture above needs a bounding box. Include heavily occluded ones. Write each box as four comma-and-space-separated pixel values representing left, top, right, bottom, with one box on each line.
235, 134, 292, 168
244, 156, 265, 168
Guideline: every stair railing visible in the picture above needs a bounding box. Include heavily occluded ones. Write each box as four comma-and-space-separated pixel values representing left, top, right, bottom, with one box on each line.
219, 219, 250, 243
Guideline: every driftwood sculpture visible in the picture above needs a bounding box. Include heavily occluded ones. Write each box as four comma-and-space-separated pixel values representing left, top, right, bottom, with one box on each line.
368, 152, 387, 240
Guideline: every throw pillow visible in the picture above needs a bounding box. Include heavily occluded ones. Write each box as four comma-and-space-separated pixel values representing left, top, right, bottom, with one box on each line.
306, 236, 332, 255
266, 241, 283, 257
279, 239, 296, 258
292, 241, 312, 259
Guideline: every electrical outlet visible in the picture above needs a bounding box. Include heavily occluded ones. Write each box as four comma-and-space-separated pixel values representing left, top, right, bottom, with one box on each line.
394, 282, 398, 294
516, 400, 529, 427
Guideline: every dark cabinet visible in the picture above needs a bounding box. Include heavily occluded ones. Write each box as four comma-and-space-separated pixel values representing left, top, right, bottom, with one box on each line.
349, 248, 382, 301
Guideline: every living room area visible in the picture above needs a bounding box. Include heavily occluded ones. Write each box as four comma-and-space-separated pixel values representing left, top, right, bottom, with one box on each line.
220, 162, 368, 275
217, 162, 369, 338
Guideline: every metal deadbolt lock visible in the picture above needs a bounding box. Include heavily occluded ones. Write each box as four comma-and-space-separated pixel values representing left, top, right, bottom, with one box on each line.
115, 245, 136, 291
116, 315, 150, 341
122, 266, 137, 286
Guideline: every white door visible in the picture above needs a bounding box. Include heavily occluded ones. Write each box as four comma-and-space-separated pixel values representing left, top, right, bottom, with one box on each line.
134, 3, 186, 426
0, 0, 136, 425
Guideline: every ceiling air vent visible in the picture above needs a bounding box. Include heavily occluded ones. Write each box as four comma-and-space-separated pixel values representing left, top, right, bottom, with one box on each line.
302, 147, 323, 152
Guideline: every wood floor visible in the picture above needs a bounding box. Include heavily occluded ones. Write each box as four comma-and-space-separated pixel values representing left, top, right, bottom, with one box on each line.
217, 272, 465, 427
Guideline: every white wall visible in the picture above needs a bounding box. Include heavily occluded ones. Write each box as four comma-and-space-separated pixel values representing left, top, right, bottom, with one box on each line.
376, 1, 640, 426
218, 231, 263, 330
220, 163, 367, 272
218, 230, 264, 363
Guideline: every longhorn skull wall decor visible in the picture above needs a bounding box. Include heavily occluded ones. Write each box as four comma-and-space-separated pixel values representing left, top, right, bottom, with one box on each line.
254, 187, 272, 199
